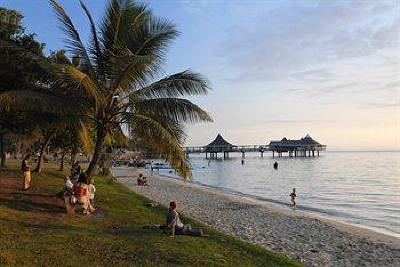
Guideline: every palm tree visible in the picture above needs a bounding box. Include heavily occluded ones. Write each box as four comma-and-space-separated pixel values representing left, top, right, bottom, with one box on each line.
49, 0, 212, 178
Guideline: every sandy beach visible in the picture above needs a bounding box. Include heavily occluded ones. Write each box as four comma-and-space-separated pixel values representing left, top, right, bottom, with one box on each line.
114, 167, 400, 267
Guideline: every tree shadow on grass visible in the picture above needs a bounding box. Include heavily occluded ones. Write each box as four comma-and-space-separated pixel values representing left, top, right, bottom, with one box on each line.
104, 226, 162, 236
0, 197, 65, 214
0, 216, 88, 233
10, 192, 56, 198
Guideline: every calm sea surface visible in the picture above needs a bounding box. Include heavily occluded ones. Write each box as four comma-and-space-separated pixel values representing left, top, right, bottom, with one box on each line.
154, 151, 400, 238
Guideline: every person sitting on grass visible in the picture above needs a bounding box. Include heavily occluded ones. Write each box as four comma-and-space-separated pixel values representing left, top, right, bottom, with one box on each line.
62, 176, 75, 214
55, 175, 73, 199
88, 179, 96, 208
166, 201, 203, 237
73, 173, 95, 215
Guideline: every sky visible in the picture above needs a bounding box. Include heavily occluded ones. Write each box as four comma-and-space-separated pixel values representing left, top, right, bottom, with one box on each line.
2, 0, 399, 150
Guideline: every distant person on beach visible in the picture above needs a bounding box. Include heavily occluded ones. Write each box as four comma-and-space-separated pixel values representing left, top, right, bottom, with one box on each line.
273, 161, 278, 170
137, 174, 148, 186
137, 173, 143, 185
21, 154, 32, 190
289, 188, 297, 207
241, 159, 245, 165
166, 201, 203, 237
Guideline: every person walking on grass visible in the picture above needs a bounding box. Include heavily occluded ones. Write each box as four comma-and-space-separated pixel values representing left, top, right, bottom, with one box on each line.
21, 154, 32, 191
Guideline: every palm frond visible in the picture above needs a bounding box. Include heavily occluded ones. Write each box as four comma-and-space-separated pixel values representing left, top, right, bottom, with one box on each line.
127, 113, 191, 178
134, 70, 210, 99
126, 16, 178, 60
119, 0, 150, 37
79, 0, 103, 75
0, 89, 83, 116
108, 5, 179, 91
49, 0, 94, 77
99, 0, 122, 56
62, 65, 102, 107
133, 98, 213, 124
110, 52, 155, 92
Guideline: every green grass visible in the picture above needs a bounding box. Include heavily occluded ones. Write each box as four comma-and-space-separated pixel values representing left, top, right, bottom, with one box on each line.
0, 160, 301, 266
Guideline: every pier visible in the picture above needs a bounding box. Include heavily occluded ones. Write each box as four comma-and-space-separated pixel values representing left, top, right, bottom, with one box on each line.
184, 134, 326, 158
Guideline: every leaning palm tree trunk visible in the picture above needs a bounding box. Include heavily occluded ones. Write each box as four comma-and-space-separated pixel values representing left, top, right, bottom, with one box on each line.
86, 127, 107, 178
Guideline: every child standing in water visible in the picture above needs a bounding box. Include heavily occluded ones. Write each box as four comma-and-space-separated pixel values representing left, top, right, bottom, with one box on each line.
289, 188, 297, 207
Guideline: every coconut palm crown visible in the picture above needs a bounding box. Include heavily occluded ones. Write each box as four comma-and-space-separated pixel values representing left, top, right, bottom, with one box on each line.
50, 0, 212, 178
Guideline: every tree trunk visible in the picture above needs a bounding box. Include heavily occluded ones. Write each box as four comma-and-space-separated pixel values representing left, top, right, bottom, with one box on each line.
59, 149, 66, 171
70, 152, 76, 165
34, 131, 54, 173
86, 128, 107, 178
0, 133, 6, 168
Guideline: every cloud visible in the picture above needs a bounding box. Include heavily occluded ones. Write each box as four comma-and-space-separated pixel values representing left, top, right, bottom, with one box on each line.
362, 102, 400, 109
265, 119, 339, 124
180, 0, 213, 15
215, 0, 400, 85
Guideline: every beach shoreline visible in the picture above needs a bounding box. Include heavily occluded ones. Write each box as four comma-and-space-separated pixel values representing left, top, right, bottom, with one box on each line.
114, 167, 400, 267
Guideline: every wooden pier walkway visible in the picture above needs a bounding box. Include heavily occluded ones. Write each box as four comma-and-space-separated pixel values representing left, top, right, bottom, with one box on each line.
184, 134, 326, 159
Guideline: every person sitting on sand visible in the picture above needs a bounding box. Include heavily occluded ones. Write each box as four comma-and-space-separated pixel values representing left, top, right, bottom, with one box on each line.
137, 174, 149, 186
166, 201, 203, 237
289, 188, 297, 207
137, 173, 144, 186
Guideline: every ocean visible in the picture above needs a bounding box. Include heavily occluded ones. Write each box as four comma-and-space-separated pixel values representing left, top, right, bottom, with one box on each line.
153, 151, 400, 238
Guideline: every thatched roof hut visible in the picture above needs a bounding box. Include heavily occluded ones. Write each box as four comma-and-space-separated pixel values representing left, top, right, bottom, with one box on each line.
204, 134, 234, 152
269, 134, 326, 151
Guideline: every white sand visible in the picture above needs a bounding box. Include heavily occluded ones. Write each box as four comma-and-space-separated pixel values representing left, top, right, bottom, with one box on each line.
114, 167, 400, 267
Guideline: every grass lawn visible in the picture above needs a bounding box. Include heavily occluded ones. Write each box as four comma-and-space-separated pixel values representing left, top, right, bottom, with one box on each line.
0, 160, 301, 266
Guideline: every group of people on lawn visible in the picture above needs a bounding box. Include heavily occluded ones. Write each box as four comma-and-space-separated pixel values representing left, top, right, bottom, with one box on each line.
21, 154, 202, 236
20, 154, 96, 215
62, 161, 96, 215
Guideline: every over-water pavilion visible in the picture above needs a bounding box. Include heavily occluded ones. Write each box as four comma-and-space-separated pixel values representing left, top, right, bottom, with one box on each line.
268, 134, 326, 157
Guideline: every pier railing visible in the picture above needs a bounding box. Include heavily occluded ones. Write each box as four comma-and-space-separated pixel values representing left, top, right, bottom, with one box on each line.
184, 145, 268, 154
